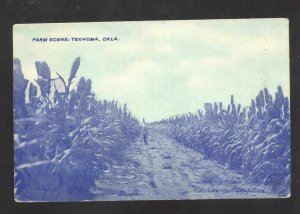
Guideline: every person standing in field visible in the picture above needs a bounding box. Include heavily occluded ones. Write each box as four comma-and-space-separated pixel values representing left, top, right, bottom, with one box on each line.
142, 118, 149, 145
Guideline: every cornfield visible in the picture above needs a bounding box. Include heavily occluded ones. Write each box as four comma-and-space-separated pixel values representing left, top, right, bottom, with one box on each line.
13, 58, 141, 201
13, 56, 290, 200
162, 86, 290, 196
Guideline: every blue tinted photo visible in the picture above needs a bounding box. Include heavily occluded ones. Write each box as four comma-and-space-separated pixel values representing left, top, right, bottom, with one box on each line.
13, 19, 290, 201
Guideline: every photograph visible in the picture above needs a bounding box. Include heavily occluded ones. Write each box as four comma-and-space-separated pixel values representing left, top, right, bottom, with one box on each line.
13, 19, 290, 202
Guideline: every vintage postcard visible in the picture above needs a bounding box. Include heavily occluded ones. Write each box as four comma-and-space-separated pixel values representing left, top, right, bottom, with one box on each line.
13, 19, 290, 201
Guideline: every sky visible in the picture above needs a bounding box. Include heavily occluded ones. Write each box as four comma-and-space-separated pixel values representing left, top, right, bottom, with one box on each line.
13, 19, 289, 122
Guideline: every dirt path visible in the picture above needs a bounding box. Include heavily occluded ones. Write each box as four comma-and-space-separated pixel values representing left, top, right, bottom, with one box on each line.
91, 126, 275, 200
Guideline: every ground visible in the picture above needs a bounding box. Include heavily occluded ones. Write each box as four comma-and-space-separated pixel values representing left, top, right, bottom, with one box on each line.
91, 125, 275, 200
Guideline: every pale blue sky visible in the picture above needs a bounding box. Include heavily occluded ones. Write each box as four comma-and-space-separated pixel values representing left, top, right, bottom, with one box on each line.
13, 19, 289, 122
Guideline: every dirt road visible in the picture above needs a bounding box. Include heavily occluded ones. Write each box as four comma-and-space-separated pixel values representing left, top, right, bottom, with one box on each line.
91, 126, 275, 200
